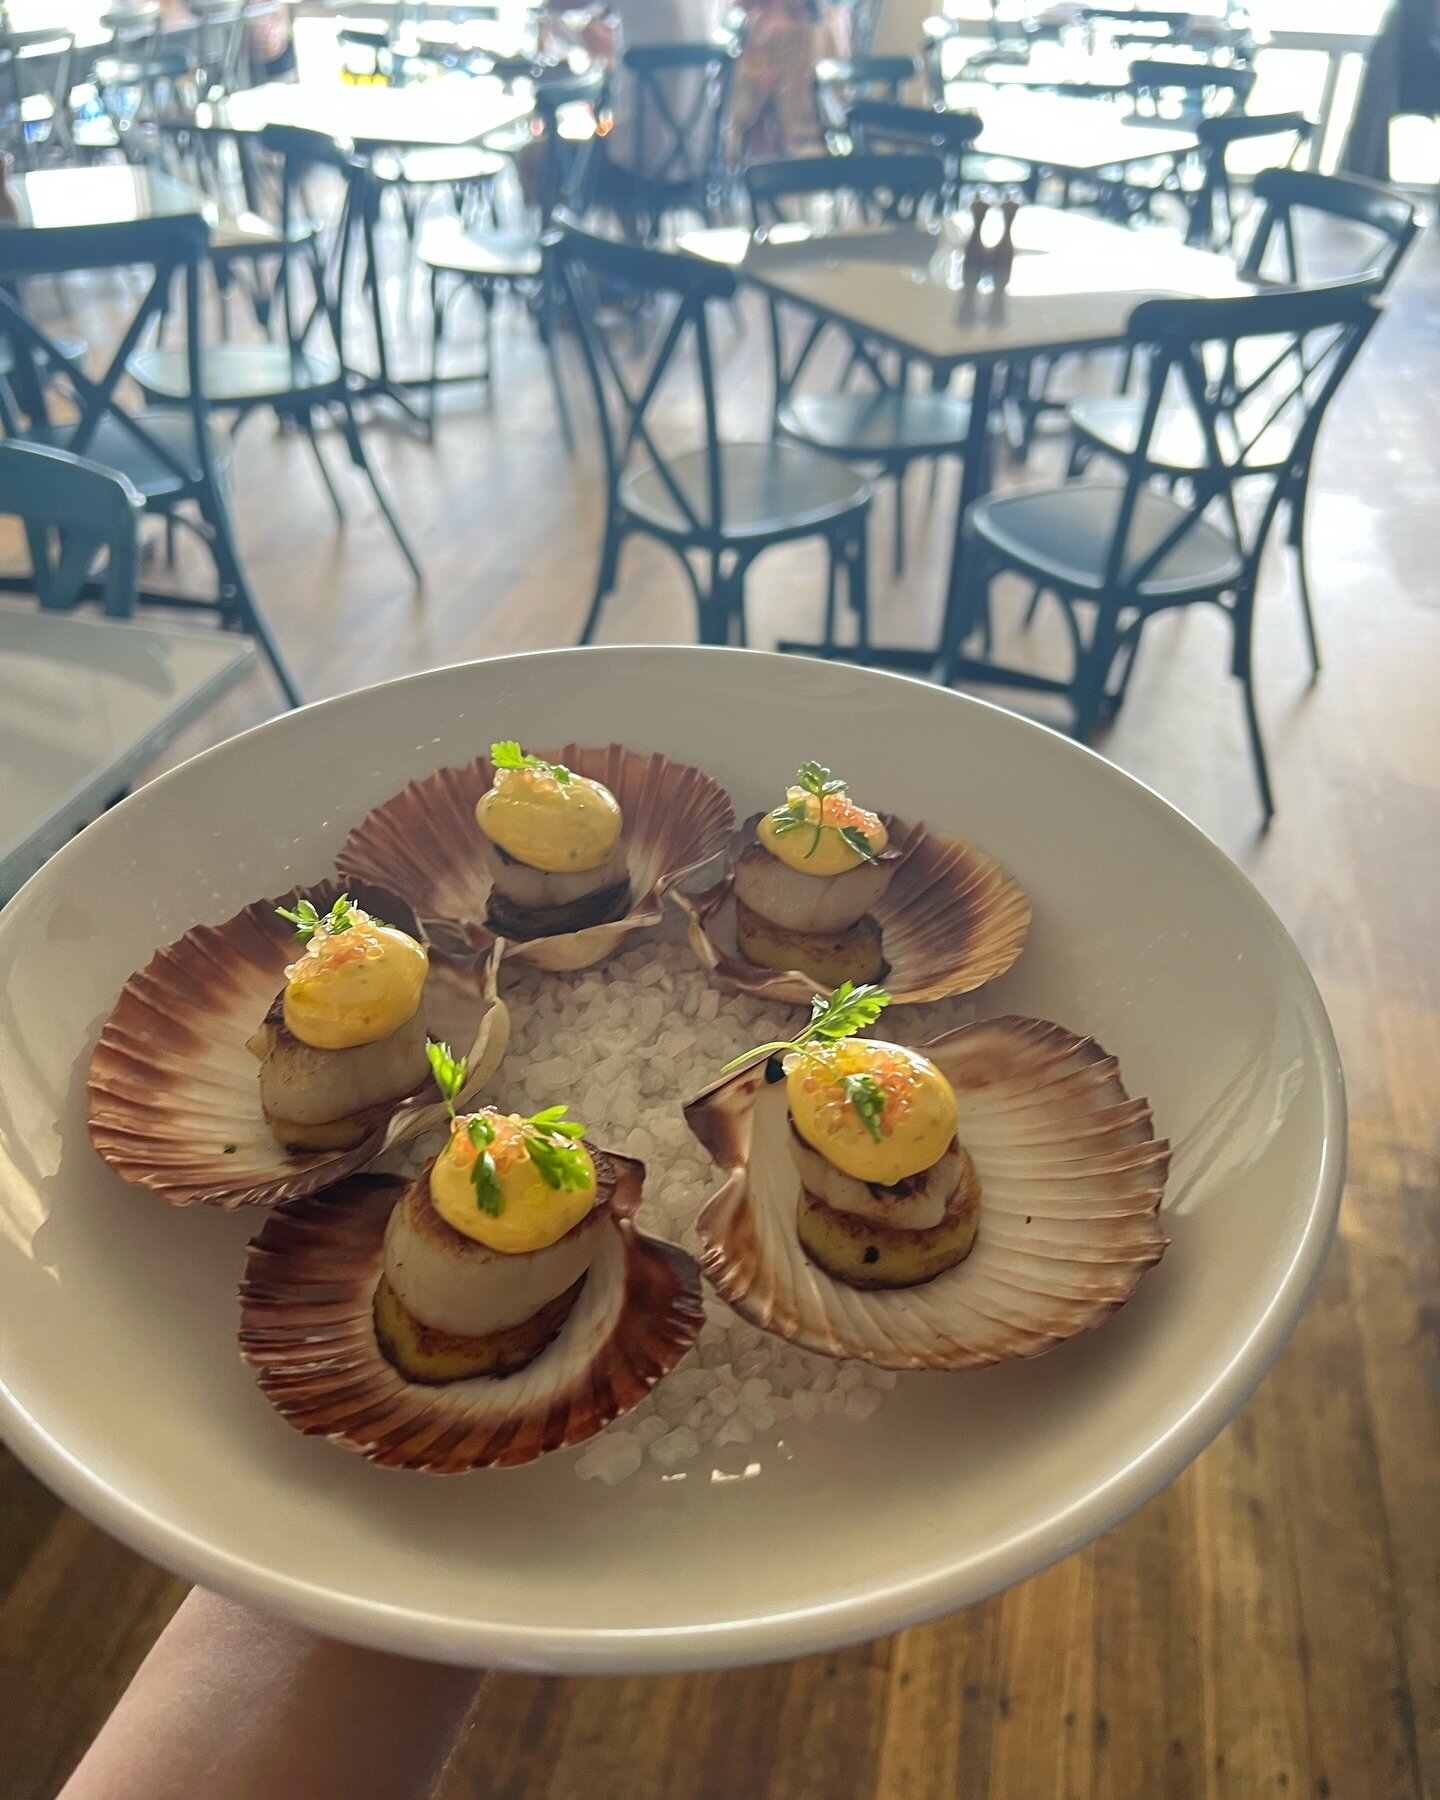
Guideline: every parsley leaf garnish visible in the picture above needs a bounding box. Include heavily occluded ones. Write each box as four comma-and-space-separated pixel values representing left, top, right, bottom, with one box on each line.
841, 1072, 887, 1142
425, 1056, 590, 1217
719, 980, 891, 1074
426, 1037, 467, 1113
490, 740, 573, 785
465, 1112, 502, 1215
276, 893, 359, 944
764, 763, 878, 863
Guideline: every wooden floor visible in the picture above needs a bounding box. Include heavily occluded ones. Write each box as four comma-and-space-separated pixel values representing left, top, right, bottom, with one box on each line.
2, 218, 1437, 1800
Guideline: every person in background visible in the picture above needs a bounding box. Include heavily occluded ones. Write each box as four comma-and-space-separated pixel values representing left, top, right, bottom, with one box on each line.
58, 1588, 481, 1800
728, 0, 844, 160
246, 2, 296, 80
1342, 0, 1440, 179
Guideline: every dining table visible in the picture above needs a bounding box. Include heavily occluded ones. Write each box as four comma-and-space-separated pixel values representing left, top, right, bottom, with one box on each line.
955, 85, 1201, 180
682, 206, 1250, 676
0, 609, 255, 902
197, 69, 532, 152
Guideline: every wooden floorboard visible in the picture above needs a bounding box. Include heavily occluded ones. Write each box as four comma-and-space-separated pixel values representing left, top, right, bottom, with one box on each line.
1, 218, 1436, 1800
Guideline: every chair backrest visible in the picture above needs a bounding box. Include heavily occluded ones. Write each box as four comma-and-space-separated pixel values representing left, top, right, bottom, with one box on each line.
845, 98, 981, 156
1241, 167, 1419, 289
813, 56, 916, 142
622, 40, 738, 193
1100, 278, 1382, 592
1129, 56, 1254, 116
260, 122, 367, 364
554, 217, 735, 541
0, 210, 220, 505
1188, 110, 1313, 249
0, 440, 143, 615
745, 151, 945, 226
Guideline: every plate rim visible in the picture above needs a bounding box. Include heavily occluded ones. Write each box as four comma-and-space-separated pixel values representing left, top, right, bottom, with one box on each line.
0, 645, 1347, 1671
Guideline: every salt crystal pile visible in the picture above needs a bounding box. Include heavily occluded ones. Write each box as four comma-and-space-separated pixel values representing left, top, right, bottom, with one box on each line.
480, 928, 975, 1485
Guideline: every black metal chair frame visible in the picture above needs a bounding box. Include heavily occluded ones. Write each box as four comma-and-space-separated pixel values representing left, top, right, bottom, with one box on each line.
0, 212, 301, 703
844, 99, 982, 211
0, 439, 143, 615
597, 40, 739, 241
422, 66, 607, 447
0, 25, 76, 167
746, 151, 962, 574
1067, 169, 1417, 671
813, 56, 916, 154
131, 125, 421, 584
943, 279, 1384, 822
556, 219, 873, 649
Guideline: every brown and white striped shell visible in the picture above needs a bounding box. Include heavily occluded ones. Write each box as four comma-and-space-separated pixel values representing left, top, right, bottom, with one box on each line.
684, 1016, 1168, 1369
336, 743, 735, 972
238, 1156, 705, 1471
87, 882, 508, 1210
671, 815, 1030, 1007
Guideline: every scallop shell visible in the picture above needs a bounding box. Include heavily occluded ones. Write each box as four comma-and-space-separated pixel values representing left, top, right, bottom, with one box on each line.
671, 815, 1030, 1006
238, 1156, 705, 1471
87, 882, 509, 1210
336, 743, 735, 972
685, 1016, 1168, 1369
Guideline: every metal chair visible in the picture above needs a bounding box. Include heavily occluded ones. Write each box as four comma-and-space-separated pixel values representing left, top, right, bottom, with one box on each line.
0, 209, 301, 703
129, 124, 421, 584
0, 25, 76, 167
942, 279, 1384, 822
556, 218, 873, 649
594, 40, 739, 241
0, 440, 142, 615
843, 100, 982, 210
746, 152, 966, 574
1066, 170, 1418, 671
418, 65, 606, 445
813, 56, 916, 153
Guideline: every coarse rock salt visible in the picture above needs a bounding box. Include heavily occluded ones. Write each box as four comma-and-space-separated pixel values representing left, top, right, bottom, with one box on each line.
473, 930, 972, 1487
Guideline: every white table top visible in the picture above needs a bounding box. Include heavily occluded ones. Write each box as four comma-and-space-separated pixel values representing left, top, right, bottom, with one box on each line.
683, 208, 1248, 365
208, 72, 532, 149
958, 87, 1200, 171
0, 611, 255, 901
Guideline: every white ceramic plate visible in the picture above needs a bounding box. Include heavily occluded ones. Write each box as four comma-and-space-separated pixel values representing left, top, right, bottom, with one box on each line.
0, 648, 1344, 1673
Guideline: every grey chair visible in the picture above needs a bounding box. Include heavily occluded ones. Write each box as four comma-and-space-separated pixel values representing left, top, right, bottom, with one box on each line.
943, 279, 1384, 823
0, 440, 142, 614
1067, 169, 1419, 671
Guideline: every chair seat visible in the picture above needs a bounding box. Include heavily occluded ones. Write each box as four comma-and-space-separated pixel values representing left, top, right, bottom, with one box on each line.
780, 390, 972, 460
417, 218, 541, 280
129, 344, 341, 407
968, 480, 1243, 598
375, 146, 507, 187
620, 441, 871, 541
20, 413, 227, 502
1068, 394, 1294, 475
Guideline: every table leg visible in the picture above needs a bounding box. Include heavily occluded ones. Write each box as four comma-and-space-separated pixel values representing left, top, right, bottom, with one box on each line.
775, 357, 996, 676
935, 358, 996, 669
1311, 51, 1342, 172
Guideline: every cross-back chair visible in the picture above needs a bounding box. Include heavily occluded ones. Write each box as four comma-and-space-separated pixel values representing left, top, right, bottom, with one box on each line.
556, 218, 873, 650
944, 278, 1384, 822
596, 40, 739, 241
1068, 170, 1416, 670
0, 25, 76, 167
129, 123, 421, 583
746, 152, 967, 574
0, 210, 300, 702
813, 56, 917, 153
843, 99, 982, 210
